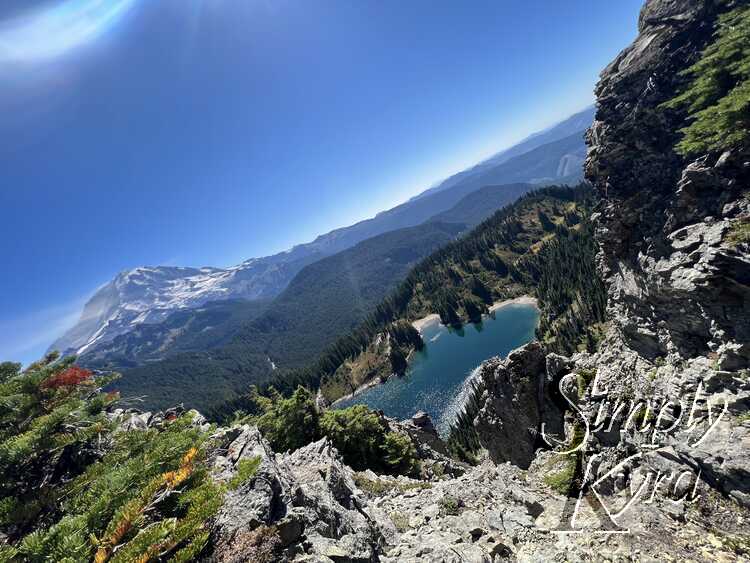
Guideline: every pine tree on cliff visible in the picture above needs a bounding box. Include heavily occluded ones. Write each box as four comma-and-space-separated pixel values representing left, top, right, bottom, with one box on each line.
662, 4, 750, 155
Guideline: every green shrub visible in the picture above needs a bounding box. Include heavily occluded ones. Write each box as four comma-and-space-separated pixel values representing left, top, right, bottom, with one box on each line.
544, 424, 584, 495
320, 405, 388, 471
662, 5, 750, 155
439, 495, 461, 516
726, 219, 750, 247
0, 355, 223, 562
249, 387, 420, 476
543, 456, 577, 495
353, 474, 394, 496
228, 456, 262, 490
253, 386, 320, 452
320, 405, 419, 475
382, 432, 419, 476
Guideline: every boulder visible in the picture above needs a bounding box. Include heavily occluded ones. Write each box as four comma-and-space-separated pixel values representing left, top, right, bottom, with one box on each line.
473, 342, 565, 468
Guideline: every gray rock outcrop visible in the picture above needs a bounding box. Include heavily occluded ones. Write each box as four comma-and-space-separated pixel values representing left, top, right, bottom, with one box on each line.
472, 342, 566, 468
210, 426, 391, 562
582, 0, 750, 513
196, 1, 750, 560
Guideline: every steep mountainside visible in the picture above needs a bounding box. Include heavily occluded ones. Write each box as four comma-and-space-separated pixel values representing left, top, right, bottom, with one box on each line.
79, 299, 270, 369
234, 185, 604, 408
109, 222, 464, 409
577, 0, 750, 506
428, 183, 533, 226
48, 255, 321, 358
52, 114, 589, 362
308, 131, 586, 257
447, 0, 750, 551
5, 3, 750, 562
81, 183, 537, 373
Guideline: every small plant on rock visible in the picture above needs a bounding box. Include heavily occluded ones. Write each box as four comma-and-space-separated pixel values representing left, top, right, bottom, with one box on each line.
439, 495, 461, 516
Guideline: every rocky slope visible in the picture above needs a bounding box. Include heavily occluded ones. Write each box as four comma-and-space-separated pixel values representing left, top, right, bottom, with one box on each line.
220, 421, 745, 562
572, 0, 750, 512
26, 2, 750, 561
195, 0, 750, 560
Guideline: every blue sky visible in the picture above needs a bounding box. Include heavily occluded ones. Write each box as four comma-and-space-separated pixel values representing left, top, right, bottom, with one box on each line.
0, 0, 643, 364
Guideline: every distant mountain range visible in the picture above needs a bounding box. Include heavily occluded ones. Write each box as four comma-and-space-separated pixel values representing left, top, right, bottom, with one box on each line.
50, 106, 593, 367
50, 254, 323, 357
411, 106, 593, 201
82, 180, 536, 379
428, 183, 532, 226
106, 221, 470, 410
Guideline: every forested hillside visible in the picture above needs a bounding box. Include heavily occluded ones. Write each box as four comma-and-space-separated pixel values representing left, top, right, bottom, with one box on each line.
285, 130, 587, 257
111, 222, 464, 410
213, 183, 605, 418
107, 180, 549, 412
427, 183, 532, 226
84, 184, 539, 376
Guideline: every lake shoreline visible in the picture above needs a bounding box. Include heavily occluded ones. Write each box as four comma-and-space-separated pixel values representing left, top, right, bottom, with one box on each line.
328, 376, 388, 408
331, 296, 538, 410
411, 295, 538, 334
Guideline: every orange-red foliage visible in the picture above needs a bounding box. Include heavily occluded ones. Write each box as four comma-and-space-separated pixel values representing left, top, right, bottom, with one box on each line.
41, 366, 93, 390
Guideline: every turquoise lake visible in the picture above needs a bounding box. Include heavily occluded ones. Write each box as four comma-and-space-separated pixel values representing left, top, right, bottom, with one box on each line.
336, 302, 539, 435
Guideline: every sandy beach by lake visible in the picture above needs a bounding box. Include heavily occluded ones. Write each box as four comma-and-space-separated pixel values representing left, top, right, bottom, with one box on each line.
411, 295, 538, 334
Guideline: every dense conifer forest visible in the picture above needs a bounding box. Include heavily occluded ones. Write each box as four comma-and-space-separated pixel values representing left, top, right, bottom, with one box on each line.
111, 222, 464, 411
213, 183, 606, 420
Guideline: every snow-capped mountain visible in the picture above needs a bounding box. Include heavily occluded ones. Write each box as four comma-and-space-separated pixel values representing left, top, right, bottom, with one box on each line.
51, 107, 593, 360
49, 254, 321, 357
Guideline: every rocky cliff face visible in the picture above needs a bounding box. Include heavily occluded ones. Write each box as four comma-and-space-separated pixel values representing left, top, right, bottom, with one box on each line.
472, 343, 566, 469
83, 2, 750, 560
586, 0, 750, 366
582, 0, 750, 506
196, 401, 747, 562
196, 2, 750, 560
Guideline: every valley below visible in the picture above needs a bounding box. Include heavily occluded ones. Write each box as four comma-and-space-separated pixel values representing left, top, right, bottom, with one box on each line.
3, 1, 750, 561
335, 298, 539, 435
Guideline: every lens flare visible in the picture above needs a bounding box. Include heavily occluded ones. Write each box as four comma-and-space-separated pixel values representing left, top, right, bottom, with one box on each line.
0, 0, 138, 63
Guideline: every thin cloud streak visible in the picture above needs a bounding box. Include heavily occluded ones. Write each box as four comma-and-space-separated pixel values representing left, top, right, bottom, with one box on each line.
0, 0, 138, 63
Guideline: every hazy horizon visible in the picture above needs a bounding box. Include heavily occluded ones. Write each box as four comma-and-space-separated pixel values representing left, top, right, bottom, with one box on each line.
0, 0, 643, 364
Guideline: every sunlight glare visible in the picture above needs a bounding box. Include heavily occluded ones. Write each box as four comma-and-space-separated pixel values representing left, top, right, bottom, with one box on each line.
0, 0, 139, 63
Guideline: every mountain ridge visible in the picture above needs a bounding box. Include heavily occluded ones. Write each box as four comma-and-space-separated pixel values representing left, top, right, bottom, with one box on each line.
411, 105, 594, 201
108, 221, 467, 409
50, 110, 592, 360
78, 181, 540, 375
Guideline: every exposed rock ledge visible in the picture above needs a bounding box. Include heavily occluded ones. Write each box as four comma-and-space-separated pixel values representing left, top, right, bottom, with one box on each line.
198, 368, 749, 562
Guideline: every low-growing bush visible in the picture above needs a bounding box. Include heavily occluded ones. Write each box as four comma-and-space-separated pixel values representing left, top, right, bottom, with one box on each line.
439, 495, 461, 516
0, 355, 223, 562
253, 386, 321, 452
249, 388, 420, 476
320, 405, 420, 476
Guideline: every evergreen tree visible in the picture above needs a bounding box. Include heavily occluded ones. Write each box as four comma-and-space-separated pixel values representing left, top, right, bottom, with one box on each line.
662, 4, 750, 155
252, 386, 321, 452
0, 355, 227, 562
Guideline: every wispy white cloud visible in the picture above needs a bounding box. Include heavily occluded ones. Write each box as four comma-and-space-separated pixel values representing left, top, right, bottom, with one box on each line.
0, 0, 138, 63
0, 295, 89, 366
